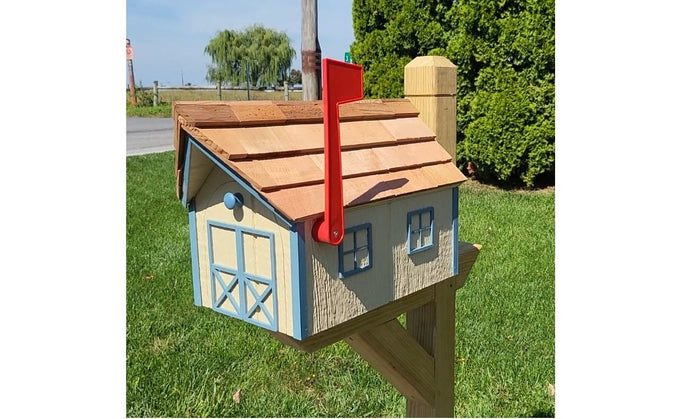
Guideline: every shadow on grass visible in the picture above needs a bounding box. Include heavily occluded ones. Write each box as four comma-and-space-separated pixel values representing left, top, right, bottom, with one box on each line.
531, 407, 555, 417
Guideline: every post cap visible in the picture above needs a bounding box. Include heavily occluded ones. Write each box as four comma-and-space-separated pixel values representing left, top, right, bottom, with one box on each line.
404, 56, 457, 97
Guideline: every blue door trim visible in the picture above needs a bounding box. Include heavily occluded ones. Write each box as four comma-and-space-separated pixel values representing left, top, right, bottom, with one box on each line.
207, 220, 278, 331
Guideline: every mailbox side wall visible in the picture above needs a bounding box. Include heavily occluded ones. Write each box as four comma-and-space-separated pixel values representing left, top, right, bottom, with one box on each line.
192, 166, 295, 336
304, 187, 456, 335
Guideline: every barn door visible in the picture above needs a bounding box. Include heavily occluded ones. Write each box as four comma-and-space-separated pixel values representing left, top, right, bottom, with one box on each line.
206, 220, 277, 331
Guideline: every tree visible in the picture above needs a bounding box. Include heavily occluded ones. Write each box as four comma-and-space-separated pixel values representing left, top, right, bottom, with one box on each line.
351, 0, 555, 187
445, 0, 555, 186
350, 0, 453, 98
204, 24, 296, 88
288, 69, 302, 86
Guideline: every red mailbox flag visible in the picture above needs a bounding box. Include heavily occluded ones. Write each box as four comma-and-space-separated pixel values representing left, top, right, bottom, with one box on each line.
312, 58, 364, 245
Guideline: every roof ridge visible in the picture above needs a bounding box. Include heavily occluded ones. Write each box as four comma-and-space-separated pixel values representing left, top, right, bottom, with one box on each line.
174, 98, 420, 129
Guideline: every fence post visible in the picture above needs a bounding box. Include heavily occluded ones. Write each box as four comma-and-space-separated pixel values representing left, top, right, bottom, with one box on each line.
217, 80, 222, 101
153, 80, 159, 106
284, 81, 289, 101
404, 56, 457, 164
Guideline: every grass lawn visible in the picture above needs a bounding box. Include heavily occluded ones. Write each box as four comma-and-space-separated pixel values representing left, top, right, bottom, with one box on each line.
126, 151, 555, 417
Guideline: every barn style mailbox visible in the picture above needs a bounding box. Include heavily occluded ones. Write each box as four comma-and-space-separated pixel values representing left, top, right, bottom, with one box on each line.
173, 57, 480, 417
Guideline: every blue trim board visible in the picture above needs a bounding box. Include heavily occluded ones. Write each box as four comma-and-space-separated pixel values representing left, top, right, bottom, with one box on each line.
184, 137, 293, 229
206, 220, 279, 332
290, 223, 309, 340
181, 132, 192, 206
452, 186, 459, 276
188, 198, 202, 306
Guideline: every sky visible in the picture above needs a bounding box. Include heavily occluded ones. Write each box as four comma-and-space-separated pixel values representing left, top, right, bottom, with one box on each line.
126, 0, 355, 87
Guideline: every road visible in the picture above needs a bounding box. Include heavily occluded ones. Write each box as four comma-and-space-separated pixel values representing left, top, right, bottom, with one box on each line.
126, 117, 175, 156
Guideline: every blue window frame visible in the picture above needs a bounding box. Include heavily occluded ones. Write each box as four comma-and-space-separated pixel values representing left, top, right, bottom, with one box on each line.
338, 223, 373, 278
407, 207, 434, 254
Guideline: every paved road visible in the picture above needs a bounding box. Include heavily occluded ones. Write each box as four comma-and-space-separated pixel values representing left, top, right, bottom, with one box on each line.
126, 117, 175, 156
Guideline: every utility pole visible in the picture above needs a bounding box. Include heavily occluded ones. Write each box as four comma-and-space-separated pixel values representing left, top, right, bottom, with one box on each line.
126, 39, 136, 106
301, 0, 321, 100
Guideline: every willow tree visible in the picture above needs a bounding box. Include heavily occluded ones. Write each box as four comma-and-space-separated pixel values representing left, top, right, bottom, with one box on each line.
204, 24, 296, 90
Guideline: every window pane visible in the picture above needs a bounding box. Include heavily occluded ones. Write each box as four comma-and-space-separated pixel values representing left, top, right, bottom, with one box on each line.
356, 248, 370, 268
410, 214, 419, 230
421, 228, 432, 247
421, 211, 431, 228
410, 231, 420, 250
355, 228, 368, 247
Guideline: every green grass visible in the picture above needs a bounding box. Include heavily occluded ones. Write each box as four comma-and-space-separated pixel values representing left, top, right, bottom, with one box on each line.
126, 103, 172, 117
126, 89, 304, 118
126, 151, 555, 417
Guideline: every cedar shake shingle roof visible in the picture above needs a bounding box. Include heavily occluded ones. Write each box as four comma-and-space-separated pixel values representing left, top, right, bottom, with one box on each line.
174, 99, 466, 222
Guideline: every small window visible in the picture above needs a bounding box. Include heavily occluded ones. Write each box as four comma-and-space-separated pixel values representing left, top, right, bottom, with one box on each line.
338, 223, 372, 278
407, 207, 434, 254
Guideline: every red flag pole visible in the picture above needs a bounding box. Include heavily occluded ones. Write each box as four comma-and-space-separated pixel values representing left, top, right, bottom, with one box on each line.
312, 58, 363, 246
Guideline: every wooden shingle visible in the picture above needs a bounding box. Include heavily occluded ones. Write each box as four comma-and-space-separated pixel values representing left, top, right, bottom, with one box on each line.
175, 99, 467, 220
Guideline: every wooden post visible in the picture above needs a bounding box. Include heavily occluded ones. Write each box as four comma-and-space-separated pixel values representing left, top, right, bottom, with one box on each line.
404, 56, 457, 164
127, 39, 137, 106
284, 80, 289, 101
403, 55, 459, 417
216, 80, 222, 101
301, 0, 321, 100
153, 80, 159, 106
405, 281, 457, 417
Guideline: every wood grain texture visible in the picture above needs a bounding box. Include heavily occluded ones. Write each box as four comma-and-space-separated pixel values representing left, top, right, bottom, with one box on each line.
346, 319, 436, 406
406, 281, 457, 417
229, 140, 452, 193
404, 56, 458, 165
173, 98, 421, 177
175, 98, 467, 222
262, 166, 464, 221
404, 56, 457, 97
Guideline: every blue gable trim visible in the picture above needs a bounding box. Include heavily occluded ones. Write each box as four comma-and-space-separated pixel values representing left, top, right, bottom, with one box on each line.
290, 223, 309, 340
181, 132, 192, 207
452, 186, 459, 276
183, 136, 293, 229
188, 198, 202, 306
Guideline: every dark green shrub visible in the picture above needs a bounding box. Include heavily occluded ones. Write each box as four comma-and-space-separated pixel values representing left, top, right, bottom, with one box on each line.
457, 68, 554, 187
352, 0, 555, 188
135, 88, 155, 107
447, 0, 555, 187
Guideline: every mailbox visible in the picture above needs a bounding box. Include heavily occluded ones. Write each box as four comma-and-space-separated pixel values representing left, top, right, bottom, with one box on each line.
173, 59, 467, 342
173, 57, 482, 416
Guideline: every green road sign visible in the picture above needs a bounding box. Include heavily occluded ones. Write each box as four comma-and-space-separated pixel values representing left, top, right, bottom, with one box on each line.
344, 52, 351, 63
